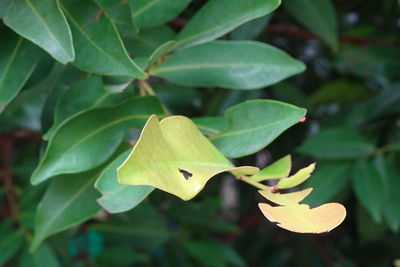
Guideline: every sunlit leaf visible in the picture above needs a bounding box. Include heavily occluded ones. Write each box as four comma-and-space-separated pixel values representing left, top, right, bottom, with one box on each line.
275, 163, 315, 189
95, 150, 154, 213
258, 188, 346, 233
209, 100, 306, 158
251, 155, 292, 182
117, 115, 258, 200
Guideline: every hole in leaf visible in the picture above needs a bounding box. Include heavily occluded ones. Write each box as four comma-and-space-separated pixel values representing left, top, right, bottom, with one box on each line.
178, 168, 193, 180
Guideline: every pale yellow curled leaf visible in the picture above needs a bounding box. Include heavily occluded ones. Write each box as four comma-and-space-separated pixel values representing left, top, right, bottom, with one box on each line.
117, 115, 258, 200
258, 188, 346, 233
275, 163, 316, 189
250, 155, 291, 182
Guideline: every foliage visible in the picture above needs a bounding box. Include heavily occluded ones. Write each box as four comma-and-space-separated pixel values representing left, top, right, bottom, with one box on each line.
1, 0, 400, 266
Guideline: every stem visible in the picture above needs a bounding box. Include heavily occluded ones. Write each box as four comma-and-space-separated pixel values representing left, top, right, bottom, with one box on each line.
239, 176, 272, 192
137, 80, 156, 96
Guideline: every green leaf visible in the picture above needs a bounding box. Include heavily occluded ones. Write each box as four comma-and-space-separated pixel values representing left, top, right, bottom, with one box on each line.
3, 0, 74, 64
284, 0, 338, 50
183, 239, 246, 267
148, 40, 176, 66
275, 163, 315, 190
31, 96, 164, 185
95, 150, 154, 213
124, 25, 176, 58
303, 162, 351, 206
374, 157, 400, 232
151, 41, 305, 90
60, 0, 146, 78
308, 80, 372, 108
297, 127, 375, 159
351, 160, 386, 223
0, 28, 42, 113
20, 243, 60, 267
117, 115, 258, 200
129, 0, 191, 29
259, 188, 346, 233
230, 15, 271, 40
44, 76, 130, 139
336, 46, 400, 80
91, 203, 171, 251
175, 0, 280, 49
192, 117, 229, 136
251, 155, 292, 182
210, 100, 306, 158
0, 228, 24, 266
31, 170, 102, 251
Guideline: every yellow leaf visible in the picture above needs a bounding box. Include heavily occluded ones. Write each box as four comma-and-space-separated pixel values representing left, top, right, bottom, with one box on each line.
117, 115, 258, 200
258, 188, 346, 233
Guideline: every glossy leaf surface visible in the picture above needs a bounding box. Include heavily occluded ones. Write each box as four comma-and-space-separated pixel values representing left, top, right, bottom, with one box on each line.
152, 41, 305, 90
0, 29, 42, 113
31, 171, 102, 250
175, 0, 280, 49
31, 97, 164, 185
3, 0, 74, 63
130, 0, 191, 29
95, 151, 154, 213
60, 0, 146, 78
44, 76, 130, 139
118, 115, 258, 200
209, 100, 306, 158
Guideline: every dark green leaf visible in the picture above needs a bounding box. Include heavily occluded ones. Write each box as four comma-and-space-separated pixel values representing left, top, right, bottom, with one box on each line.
31, 170, 102, 250
336, 46, 400, 80
20, 243, 60, 267
130, 0, 191, 29
284, 0, 338, 50
175, 0, 280, 49
351, 160, 386, 223
308, 80, 372, 108
0, 28, 42, 113
44, 76, 131, 139
210, 100, 306, 158
304, 162, 351, 206
31, 96, 164, 185
60, 0, 146, 78
151, 41, 305, 90
192, 117, 228, 136
91, 203, 171, 251
374, 157, 400, 232
95, 248, 148, 267
183, 239, 245, 267
0, 228, 24, 265
230, 15, 271, 40
297, 127, 375, 159
3, 0, 74, 63
124, 25, 176, 58
95, 150, 154, 213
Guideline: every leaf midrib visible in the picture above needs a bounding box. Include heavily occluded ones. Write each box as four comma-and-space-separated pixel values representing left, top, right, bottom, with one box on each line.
152, 63, 260, 74
60, 3, 138, 75
36, 174, 98, 241
210, 119, 292, 140
0, 38, 23, 97
24, 0, 70, 59
131, 0, 160, 19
